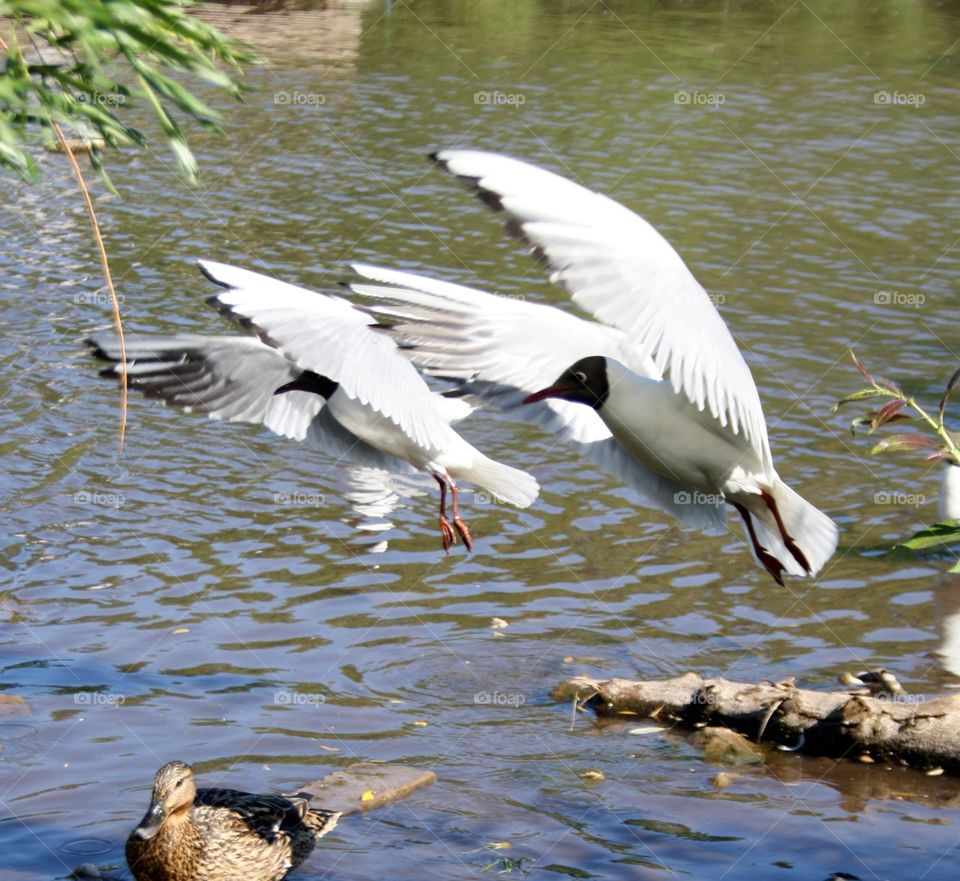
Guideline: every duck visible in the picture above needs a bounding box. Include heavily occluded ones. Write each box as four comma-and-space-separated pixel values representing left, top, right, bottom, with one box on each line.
125, 760, 340, 881
346, 149, 839, 583
89, 260, 539, 552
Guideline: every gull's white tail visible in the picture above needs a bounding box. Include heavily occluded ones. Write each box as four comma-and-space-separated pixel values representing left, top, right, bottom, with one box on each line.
736, 479, 838, 578
461, 454, 539, 509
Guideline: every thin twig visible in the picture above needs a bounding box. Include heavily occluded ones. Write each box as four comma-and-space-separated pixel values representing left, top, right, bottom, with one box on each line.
52, 120, 127, 449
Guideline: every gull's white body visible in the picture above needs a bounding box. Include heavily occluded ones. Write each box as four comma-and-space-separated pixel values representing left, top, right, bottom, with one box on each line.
349, 149, 839, 579
321, 383, 508, 495
601, 361, 761, 492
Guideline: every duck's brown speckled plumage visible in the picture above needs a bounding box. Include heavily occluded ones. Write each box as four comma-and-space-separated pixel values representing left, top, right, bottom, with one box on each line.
126, 761, 340, 881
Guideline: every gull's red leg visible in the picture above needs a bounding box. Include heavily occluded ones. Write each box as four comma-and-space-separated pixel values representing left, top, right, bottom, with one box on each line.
433, 473, 456, 552
731, 501, 785, 586
447, 477, 474, 552
759, 489, 811, 574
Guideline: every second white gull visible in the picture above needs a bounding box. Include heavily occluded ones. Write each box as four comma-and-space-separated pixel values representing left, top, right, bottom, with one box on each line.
90, 259, 539, 552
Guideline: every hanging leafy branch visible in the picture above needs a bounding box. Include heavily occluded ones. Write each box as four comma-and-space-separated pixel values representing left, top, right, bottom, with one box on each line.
834, 351, 960, 565
0, 0, 257, 188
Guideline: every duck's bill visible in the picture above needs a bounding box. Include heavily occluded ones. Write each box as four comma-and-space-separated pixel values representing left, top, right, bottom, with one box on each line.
130, 802, 165, 840
522, 385, 563, 405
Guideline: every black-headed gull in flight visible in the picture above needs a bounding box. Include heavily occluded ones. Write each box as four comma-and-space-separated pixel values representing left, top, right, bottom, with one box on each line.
347, 150, 839, 583
89, 260, 539, 552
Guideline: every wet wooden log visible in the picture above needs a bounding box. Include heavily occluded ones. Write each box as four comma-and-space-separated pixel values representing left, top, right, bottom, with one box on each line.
551, 673, 960, 775
298, 761, 437, 814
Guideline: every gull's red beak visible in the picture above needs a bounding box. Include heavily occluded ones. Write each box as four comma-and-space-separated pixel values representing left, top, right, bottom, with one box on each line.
523, 385, 562, 405
524, 379, 581, 404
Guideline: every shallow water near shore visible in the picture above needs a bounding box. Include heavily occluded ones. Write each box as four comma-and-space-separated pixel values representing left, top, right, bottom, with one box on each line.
3, 1, 960, 878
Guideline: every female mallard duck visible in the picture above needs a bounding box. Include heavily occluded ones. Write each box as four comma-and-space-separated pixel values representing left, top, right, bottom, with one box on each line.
126, 760, 340, 881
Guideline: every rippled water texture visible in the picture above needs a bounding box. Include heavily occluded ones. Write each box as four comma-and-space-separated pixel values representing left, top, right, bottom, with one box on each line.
3, 1, 960, 878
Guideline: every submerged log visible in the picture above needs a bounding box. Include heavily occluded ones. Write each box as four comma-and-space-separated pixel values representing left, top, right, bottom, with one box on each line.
298, 761, 436, 814
551, 673, 960, 775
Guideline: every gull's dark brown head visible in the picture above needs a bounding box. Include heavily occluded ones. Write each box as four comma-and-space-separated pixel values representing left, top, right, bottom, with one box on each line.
523, 356, 609, 410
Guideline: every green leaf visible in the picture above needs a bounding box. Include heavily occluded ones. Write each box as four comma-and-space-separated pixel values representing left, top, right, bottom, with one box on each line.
872, 398, 908, 429
940, 365, 960, 425
832, 387, 886, 411
897, 521, 960, 551
851, 350, 873, 383
869, 434, 938, 455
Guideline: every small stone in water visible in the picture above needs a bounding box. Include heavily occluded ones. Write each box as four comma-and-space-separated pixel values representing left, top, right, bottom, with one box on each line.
628, 726, 664, 735
0, 695, 29, 718
579, 769, 605, 781
712, 772, 737, 789
491, 617, 509, 629
692, 727, 762, 765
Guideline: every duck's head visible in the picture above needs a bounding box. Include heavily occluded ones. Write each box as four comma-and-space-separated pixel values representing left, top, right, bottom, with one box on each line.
523, 356, 609, 410
130, 760, 197, 840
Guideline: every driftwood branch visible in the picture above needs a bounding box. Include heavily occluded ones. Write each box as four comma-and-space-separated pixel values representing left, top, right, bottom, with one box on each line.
552, 673, 960, 775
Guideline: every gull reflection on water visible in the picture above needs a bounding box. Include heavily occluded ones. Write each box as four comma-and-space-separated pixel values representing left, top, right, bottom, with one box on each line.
341, 466, 430, 553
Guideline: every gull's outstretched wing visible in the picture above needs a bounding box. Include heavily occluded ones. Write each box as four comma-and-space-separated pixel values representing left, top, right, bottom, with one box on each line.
89, 333, 323, 441
348, 263, 655, 444
200, 260, 455, 457
431, 149, 773, 476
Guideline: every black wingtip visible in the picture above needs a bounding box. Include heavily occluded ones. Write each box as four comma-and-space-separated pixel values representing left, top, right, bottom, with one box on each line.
196, 260, 228, 289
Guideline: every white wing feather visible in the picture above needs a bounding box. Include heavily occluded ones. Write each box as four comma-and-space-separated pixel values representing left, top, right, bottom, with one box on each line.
200, 260, 454, 457
90, 333, 324, 441
432, 149, 773, 475
585, 438, 728, 533
348, 263, 651, 444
